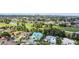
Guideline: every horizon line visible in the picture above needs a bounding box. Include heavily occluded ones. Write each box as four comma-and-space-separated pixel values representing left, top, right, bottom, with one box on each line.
0, 13, 79, 16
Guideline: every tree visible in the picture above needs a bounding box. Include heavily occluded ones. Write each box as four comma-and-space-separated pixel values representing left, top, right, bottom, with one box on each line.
21, 23, 27, 31
3, 18, 11, 24
0, 32, 11, 37
56, 36, 62, 45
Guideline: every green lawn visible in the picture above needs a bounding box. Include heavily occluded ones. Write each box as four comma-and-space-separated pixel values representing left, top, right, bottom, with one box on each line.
52, 25, 79, 32
25, 23, 35, 30
0, 23, 16, 27
25, 23, 79, 32
63, 27, 79, 32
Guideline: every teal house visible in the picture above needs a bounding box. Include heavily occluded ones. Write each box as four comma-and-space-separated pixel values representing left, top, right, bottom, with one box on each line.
30, 32, 43, 40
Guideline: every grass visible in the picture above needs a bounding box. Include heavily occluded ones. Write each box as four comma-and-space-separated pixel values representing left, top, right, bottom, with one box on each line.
25, 23, 35, 30
63, 27, 79, 32
52, 25, 79, 32
25, 24, 79, 32
25, 23, 33, 28
0, 23, 16, 27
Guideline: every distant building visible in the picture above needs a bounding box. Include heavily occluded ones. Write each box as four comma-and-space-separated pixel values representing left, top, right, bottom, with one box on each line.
9, 18, 17, 26
74, 32, 79, 38
0, 29, 4, 32
44, 36, 56, 44
75, 32, 79, 35
44, 21, 55, 25
73, 20, 79, 27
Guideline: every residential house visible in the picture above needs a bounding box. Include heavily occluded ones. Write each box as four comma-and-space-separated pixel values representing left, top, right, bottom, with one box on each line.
44, 36, 56, 44
30, 32, 43, 41
0, 29, 4, 32
62, 38, 75, 45
73, 20, 79, 27
0, 36, 16, 45
18, 32, 32, 43
74, 32, 79, 39
25, 39, 37, 45
25, 32, 41, 45
21, 32, 32, 40
75, 32, 79, 36
44, 21, 55, 25
59, 21, 71, 27
12, 31, 32, 42
9, 18, 17, 26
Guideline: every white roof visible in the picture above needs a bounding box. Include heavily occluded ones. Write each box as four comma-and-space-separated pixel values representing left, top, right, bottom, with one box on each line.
45, 36, 56, 39
45, 36, 56, 44
75, 32, 79, 34
62, 38, 75, 45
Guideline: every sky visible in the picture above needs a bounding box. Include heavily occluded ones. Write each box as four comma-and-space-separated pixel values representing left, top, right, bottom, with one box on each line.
1, 13, 79, 16
0, 0, 79, 15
